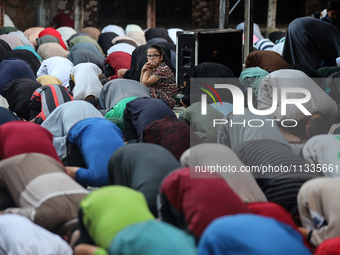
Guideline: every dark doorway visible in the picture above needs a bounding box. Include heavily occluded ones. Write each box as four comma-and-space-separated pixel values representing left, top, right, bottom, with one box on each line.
227, 0, 305, 25
98, 0, 147, 27
97, 0, 192, 28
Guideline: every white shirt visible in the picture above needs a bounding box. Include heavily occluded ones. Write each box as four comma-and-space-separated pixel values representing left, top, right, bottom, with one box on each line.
167, 28, 183, 45
107, 43, 135, 56
36, 56, 74, 88
101, 25, 125, 36
70, 62, 103, 100
56, 27, 77, 50
0, 214, 72, 255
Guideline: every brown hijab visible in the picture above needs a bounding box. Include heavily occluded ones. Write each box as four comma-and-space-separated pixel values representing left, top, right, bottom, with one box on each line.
245, 51, 290, 72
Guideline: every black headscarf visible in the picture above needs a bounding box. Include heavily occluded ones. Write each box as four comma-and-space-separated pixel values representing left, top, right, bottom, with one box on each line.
145, 27, 173, 43
108, 143, 181, 216
2, 78, 41, 120
123, 97, 177, 142
282, 17, 340, 71
0, 59, 36, 97
97, 32, 118, 55
186, 62, 244, 105
123, 43, 173, 81
4, 49, 41, 75
0, 39, 11, 63
285, 64, 318, 78
268, 31, 286, 43
0, 39, 12, 53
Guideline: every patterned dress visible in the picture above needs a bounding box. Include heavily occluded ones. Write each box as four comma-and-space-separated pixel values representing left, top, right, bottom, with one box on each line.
149, 62, 177, 108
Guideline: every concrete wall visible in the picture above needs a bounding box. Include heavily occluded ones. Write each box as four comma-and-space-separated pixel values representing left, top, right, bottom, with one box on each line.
5, 0, 37, 30
192, 0, 213, 26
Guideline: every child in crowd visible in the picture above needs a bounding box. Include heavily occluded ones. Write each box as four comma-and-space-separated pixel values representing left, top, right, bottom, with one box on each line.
140, 44, 177, 109
321, 0, 340, 30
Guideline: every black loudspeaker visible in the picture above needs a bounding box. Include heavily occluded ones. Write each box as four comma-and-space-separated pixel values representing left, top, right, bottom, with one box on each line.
176, 29, 243, 95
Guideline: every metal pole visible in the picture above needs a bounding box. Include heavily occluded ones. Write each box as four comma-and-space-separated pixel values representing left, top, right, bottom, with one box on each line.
74, 0, 84, 32
147, 0, 156, 29
244, 0, 253, 66
219, 0, 230, 29
267, 0, 277, 28
219, 0, 226, 28
38, 0, 50, 27
229, 0, 242, 15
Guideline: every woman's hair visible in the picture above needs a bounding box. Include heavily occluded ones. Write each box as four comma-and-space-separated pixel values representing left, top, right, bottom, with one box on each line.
147, 44, 163, 54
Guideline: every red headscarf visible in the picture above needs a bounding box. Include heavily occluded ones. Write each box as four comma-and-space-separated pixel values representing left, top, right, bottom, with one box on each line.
0, 121, 63, 165
248, 202, 311, 250
38, 27, 67, 50
159, 167, 250, 239
53, 13, 74, 29
143, 116, 202, 160
105, 51, 131, 80
315, 236, 340, 255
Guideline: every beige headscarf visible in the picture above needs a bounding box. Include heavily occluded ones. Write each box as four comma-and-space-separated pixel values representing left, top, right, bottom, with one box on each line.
180, 143, 268, 203
23, 27, 44, 49
37, 42, 69, 60
126, 31, 146, 46
81, 27, 101, 40
0, 34, 23, 49
36, 75, 62, 86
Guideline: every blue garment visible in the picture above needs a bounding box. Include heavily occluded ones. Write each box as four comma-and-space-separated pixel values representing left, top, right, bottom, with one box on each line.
109, 220, 197, 255
198, 214, 311, 255
0, 107, 20, 126
0, 59, 36, 96
13, 45, 42, 61
123, 97, 177, 141
321, 14, 340, 30
68, 118, 125, 187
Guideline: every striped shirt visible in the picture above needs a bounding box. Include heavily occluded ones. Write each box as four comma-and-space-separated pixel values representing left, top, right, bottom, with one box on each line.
234, 139, 321, 214
254, 39, 274, 51
30, 84, 73, 124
